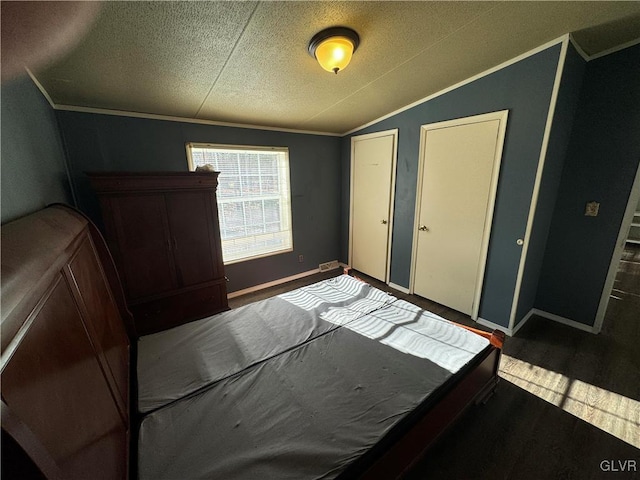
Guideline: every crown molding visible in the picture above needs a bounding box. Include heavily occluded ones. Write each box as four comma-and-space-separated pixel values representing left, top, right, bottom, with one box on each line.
53, 104, 342, 137
587, 36, 640, 61
24, 33, 640, 139
342, 35, 569, 136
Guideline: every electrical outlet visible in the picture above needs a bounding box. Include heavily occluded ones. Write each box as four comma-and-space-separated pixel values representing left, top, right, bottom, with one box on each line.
298, 254, 304, 263
585, 201, 600, 217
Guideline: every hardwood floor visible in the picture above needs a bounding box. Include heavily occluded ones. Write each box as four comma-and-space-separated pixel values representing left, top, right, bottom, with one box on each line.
228, 246, 640, 479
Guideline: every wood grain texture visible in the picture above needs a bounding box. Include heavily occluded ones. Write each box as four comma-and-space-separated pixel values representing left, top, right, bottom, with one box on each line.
89, 172, 229, 334
109, 193, 178, 300
65, 237, 131, 422
0, 207, 86, 352
2, 277, 127, 479
1, 206, 130, 480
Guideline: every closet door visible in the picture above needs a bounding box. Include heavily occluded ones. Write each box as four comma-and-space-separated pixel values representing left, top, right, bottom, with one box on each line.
412, 112, 507, 318
350, 130, 397, 282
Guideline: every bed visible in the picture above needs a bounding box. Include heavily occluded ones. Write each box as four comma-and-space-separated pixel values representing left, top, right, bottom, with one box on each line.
1, 206, 504, 479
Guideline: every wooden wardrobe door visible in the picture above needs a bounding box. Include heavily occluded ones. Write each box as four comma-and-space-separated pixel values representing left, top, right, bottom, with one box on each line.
109, 194, 177, 300
88, 172, 228, 334
165, 191, 222, 287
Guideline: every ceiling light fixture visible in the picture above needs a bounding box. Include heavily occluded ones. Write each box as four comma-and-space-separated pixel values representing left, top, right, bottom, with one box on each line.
308, 27, 359, 74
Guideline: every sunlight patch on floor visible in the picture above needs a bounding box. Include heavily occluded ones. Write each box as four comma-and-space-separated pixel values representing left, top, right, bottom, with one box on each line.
499, 354, 640, 448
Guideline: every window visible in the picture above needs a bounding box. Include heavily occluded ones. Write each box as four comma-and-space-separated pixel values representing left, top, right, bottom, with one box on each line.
186, 143, 293, 264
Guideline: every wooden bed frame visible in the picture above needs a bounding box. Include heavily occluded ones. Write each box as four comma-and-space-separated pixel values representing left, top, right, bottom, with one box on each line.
1, 205, 504, 479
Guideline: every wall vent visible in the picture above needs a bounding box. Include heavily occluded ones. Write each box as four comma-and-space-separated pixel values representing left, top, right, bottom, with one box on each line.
319, 260, 340, 272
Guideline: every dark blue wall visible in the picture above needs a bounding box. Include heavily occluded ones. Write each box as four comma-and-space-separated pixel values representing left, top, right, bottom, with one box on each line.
1, 76, 73, 223
342, 44, 561, 328
535, 44, 640, 326
56, 112, 342, 292
514, 43, 586, 324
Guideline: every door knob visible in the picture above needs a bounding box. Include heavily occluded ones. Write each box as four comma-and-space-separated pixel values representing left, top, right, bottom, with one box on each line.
381, 219, 388, 224
418, 225, 429, 232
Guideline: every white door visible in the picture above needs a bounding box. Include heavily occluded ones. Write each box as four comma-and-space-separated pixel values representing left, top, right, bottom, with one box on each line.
412, 111, 507, 317
350, 130, 397, 282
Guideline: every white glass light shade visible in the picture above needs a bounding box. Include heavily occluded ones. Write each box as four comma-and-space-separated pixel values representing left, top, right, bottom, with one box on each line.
314, 36, 356, 74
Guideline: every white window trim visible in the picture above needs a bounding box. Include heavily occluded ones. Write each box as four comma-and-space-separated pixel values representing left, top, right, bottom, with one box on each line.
186, 142, 293, 265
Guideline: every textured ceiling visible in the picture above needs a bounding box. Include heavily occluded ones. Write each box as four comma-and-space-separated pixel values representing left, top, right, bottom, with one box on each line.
33, 1, 640, 134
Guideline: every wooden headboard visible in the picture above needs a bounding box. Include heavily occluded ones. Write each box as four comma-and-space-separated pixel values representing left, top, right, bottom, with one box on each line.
1, 206, 133, 479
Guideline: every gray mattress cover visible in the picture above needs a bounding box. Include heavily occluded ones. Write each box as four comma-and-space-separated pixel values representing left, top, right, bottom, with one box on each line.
138, 278, 490, 480
137, 275, 395, 412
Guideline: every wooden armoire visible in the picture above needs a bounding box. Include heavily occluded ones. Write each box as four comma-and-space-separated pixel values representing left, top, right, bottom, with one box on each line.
88, 172, 229, 335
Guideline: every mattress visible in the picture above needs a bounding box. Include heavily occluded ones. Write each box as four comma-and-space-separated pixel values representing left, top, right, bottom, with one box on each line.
137, 275, 395, 412
138, 275, 490, 479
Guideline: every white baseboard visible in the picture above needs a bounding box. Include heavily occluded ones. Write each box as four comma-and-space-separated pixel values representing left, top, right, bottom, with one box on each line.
341, 267, 410, 294
388, 282, 410, 294
510, 309, 536, 336
478, 308, 596, 337
531, 309, 596, 333
477, 317, 513, 336
227, 268, 329, 299
339, 264, 410, 294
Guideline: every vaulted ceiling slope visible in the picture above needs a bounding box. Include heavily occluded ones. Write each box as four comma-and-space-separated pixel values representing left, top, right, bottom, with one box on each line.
33, 1, 640, 135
